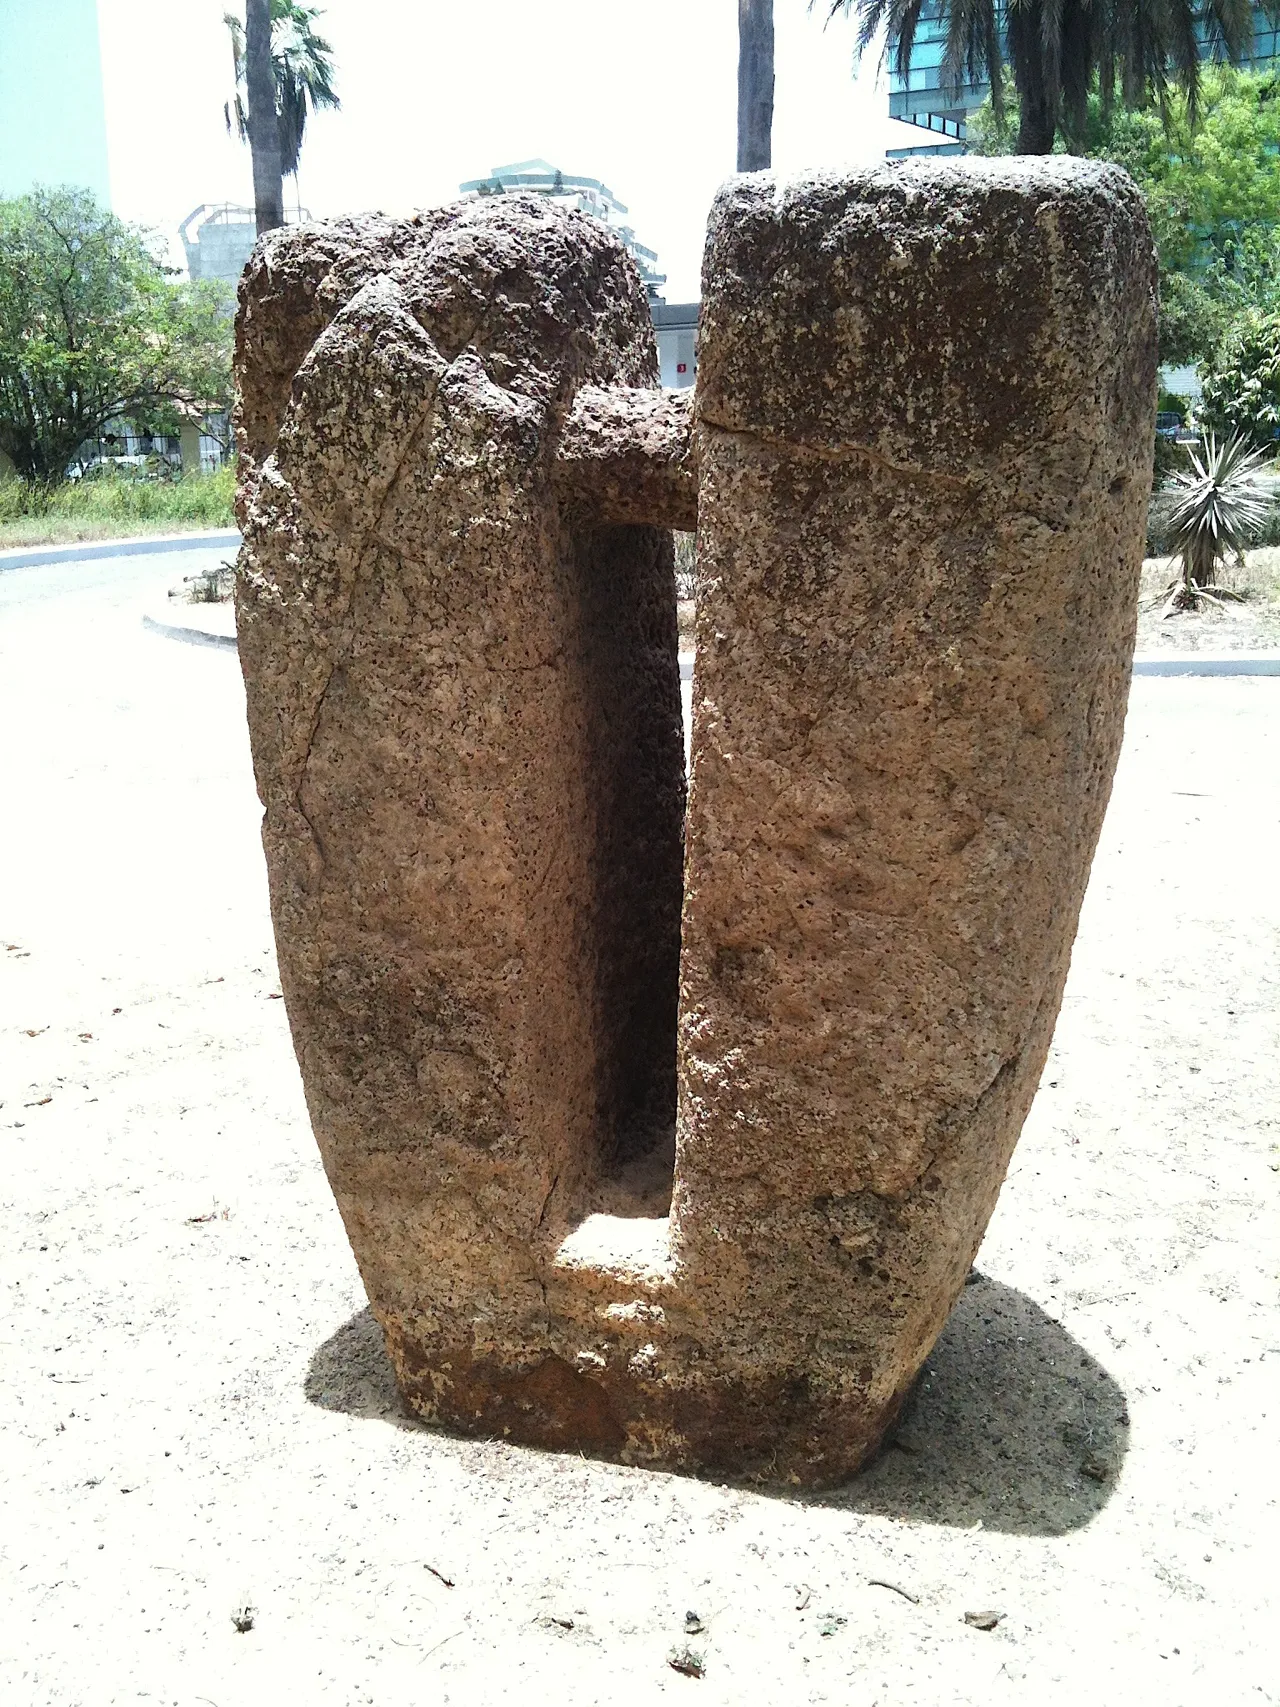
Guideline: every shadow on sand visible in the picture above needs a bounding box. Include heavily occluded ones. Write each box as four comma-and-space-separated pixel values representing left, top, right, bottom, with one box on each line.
305, 1269, 1127, 1538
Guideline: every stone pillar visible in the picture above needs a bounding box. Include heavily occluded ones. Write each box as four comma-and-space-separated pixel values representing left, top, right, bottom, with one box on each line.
235, 162, 1155, 1486
666, 159, 1156, 1479
234, 197, 688, 1452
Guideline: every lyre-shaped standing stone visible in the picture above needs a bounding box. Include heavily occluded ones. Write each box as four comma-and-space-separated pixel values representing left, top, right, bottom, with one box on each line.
235, 161, 1155, 1484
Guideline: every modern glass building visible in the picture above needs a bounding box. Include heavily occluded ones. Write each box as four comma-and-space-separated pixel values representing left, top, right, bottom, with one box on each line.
886, 0, 985, 155
887, 0, 1280, 156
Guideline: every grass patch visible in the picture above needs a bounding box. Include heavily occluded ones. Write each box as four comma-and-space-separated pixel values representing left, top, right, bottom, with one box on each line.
0, 465, 236, 550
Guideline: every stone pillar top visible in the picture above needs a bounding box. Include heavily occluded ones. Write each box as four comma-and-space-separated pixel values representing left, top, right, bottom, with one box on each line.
697, 159, 1155, 480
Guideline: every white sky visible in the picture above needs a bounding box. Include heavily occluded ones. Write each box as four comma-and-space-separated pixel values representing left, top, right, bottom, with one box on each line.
97, 0, 924, 300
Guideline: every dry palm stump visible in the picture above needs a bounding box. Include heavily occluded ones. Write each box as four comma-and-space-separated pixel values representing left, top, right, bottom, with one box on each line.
234, 161, 1156, 1486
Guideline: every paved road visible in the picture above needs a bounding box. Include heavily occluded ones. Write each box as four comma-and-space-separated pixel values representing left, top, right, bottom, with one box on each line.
2, 542, 1276, 963
0, 546, 261, 1000
0, 540, 236, 612
2, 541, 1276, 975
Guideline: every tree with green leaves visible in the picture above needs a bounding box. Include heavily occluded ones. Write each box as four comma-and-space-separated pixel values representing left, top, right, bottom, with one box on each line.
823, 0, 1256, 154
1199, 311, 1280, 445
225, 0, 340, 235
0, 189, 234, 483
1093, 70, 1280, 365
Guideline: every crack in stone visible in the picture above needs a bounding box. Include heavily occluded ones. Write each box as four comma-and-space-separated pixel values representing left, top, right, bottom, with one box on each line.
697, 413, 975, 491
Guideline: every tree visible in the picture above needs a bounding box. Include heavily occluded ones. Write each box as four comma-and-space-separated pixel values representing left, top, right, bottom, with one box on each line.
0, 189, 234, 483
738, 0, 775, 170
1102, 72, 1280, 366
823, 0, 1256, 154
226, 0, 340, 235
245, 0, 283, 234
1200, 311, 1280, 446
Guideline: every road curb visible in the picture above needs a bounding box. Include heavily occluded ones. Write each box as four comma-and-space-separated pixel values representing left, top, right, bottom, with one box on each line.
1133, 654, 1280, 676
0, 529, 240, 572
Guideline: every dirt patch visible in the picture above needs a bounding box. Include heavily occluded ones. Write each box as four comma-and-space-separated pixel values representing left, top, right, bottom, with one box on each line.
1, 564, 1277, 1704
1136, 545, 1280, 651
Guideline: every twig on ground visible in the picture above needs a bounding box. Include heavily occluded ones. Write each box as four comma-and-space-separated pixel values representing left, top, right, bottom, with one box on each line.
420, 1629, 464, 1662
868, 1579, 920, 1604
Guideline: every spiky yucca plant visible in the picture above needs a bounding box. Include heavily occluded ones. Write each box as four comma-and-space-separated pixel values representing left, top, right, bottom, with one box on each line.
1161, 432, 1279, 614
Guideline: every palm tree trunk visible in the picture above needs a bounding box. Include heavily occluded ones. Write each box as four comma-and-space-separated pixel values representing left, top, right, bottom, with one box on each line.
1016, 87, 1056, 153
1010, 13, 1056, 154
245, 0, 284, 235
737, 0, 774, 172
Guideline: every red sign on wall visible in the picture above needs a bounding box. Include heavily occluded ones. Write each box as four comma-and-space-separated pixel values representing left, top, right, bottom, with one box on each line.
676, 362, 687, 374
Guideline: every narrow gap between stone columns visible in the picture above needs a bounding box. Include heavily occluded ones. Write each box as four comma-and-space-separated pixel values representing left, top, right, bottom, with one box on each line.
568, 521, 687, 1225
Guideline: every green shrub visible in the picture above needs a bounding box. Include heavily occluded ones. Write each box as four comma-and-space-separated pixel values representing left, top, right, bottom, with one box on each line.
0, 464, 235, 543
1199, 311, 1280, 450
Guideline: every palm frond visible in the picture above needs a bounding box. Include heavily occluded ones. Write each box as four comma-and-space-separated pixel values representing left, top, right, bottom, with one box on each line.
225, 0, 340, 180
827, 0, 1260, 151
1199, 0, 1254, 64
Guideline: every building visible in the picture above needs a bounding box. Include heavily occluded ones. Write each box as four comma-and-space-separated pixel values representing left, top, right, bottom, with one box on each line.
459, 160, 667, 296
886, 0, 1280, 156
181, 204, 261, 287
652, 301, 698, 390
884, 0, 988, 156
0, 0, 111, 200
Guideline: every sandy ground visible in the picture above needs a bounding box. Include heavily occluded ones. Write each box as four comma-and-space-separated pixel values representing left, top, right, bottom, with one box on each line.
1136, 545, 1280, 652
2, 550, 1278, 1706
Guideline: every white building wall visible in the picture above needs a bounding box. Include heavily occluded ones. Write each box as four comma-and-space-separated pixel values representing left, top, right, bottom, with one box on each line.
653, 306, 699, 389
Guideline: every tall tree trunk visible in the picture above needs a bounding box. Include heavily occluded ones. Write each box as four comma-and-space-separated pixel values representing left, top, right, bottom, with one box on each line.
245, 0, 284, 235
1009, 15, 1056, 154
1016, 83, 1056, 153
737, 0, 774, 172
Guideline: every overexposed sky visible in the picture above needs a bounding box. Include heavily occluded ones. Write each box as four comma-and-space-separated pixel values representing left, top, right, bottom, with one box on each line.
97, 0, 921, 300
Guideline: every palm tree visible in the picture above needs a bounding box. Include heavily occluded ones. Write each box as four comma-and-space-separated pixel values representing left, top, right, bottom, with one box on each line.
241, 0, 282, 234
823, 0, 1255, 154
226, 0, 340, 234
738, 0, 775, 170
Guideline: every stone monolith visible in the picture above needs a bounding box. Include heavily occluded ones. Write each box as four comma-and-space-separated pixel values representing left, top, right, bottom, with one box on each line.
235, 161, 1156, 1485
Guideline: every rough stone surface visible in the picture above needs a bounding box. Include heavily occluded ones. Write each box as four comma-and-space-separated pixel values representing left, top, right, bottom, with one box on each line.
234, 194, 687, 1457
235, 163, 1157, 1486
555, 384, 698, 530
670, 159, 1157, 1478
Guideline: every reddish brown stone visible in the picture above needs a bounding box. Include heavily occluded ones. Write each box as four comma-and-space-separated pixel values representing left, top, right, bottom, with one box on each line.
235, 163, 1156, 1486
